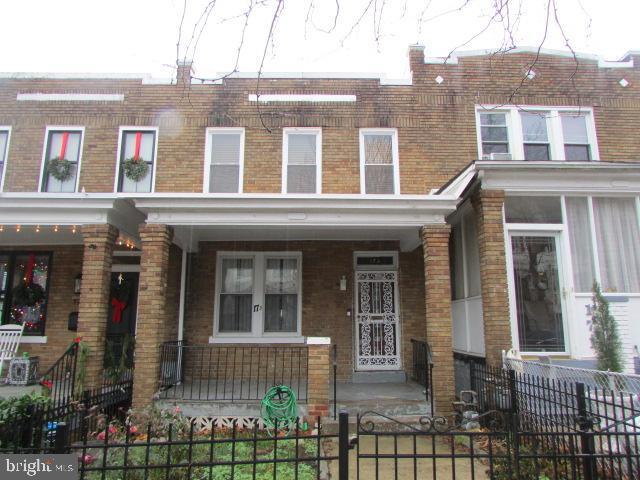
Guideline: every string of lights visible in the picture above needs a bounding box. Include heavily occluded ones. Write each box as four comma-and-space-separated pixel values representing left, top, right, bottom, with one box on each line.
0, 224, 139, 249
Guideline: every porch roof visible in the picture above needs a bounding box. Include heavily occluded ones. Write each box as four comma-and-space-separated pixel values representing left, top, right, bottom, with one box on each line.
440, 160, 640, 197
132, 193, 460, 252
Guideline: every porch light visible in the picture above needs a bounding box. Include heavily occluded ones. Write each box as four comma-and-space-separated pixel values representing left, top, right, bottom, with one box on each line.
340, 275, 347, 291
74, 274, 82, 294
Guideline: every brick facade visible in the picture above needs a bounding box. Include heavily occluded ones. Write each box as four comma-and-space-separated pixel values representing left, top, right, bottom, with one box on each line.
471, 189, 512, 365
421, 225, 455, 414
132, 224, 177, 407
77, 224, 118, 390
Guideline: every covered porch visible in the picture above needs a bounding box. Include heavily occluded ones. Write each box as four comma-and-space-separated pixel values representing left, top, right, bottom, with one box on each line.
132, 194, 455, 416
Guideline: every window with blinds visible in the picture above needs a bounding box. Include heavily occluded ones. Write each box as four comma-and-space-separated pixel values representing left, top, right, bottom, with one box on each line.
283, 129, 321, 194
360, 130, 398, 194
208, 129, 243, 193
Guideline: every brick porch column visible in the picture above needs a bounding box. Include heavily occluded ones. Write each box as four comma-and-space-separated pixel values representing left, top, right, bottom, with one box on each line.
132, 224, 173, 408
306, 337, 331, 418
77, 224, 118, 391
471, 189, 512, 365
421, 224, 455, 415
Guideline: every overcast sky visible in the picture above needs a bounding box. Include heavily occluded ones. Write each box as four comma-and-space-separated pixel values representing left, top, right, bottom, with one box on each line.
1, 0, 638, 79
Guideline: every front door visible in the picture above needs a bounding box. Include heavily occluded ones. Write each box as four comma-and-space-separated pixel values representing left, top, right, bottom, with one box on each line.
355, 270, 401, 370
508, 233, 567, 353
105, 272, 139, 377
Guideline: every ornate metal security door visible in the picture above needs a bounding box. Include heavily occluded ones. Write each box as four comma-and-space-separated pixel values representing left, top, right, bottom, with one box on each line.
355, 271, 401, 370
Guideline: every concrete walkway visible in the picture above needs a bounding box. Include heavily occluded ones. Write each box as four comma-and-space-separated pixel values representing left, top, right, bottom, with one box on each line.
323, 435, 489, 479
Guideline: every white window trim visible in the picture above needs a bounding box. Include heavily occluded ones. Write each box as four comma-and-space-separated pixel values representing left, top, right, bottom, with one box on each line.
211, 251, 303, 342
38, 126, 85, 193
475, 106, 600, 161
114, 126, 159, 193
359, 128, 401, 195
281, 127, 322, 194
0, 126, 12, 192
203, 127, 245, 193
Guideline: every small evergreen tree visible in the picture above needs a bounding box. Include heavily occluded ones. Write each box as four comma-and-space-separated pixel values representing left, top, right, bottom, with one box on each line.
590, 281, 623, 372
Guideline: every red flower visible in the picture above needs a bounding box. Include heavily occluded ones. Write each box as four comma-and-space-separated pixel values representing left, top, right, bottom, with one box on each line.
81, 454, 95, 465
108, 425, 117, 434
74, 337, 82, 344
41, 379, 53, 389
129, 425, 138, 434
96, 431, 106, 441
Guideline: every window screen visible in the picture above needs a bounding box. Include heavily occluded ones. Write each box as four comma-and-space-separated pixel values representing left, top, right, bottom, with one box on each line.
286, 133, 317, 193
210, 132, 241, 193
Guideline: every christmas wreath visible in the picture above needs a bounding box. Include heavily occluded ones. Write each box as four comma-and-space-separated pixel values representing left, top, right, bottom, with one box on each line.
123, 157, 149, 182
47, 157, 73, 182
12, 281, 45, 306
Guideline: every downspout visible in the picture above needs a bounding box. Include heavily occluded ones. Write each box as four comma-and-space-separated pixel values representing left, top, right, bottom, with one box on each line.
176, 247, 188, 383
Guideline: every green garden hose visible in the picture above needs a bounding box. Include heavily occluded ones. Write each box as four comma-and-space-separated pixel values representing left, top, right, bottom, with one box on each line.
261, 385, 298, 433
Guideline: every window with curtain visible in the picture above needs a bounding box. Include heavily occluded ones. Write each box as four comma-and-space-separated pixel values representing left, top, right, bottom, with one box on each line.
0, 252, 52, 336
521, 112, 550, 160
41, 130, 82, 192
264, 258, 299, 332
593, 198, 640, 293
479, 112, 509, 156
218, 258, 253, 332
209, 131, 242, 193
561, 114, 591, 161
0, 130, 8, 187
117, 130, 156, 193
285, 132, 319, 193
565, 197, 596, 292
362, 132, 396, 194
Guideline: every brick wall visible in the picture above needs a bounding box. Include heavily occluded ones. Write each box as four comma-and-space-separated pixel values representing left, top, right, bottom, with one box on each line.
184, 240, 426, 381
1, 50, 638, 194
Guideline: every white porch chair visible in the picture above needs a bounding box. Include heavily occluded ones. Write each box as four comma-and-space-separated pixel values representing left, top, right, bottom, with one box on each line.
0, 324, 25, 378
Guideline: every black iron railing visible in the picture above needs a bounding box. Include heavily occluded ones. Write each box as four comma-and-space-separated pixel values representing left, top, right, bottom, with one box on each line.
410, 338, 433, 414
158, 341, 309, 402
39, 341, 79, 407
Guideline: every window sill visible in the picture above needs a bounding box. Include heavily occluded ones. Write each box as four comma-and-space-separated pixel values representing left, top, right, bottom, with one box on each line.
209, 336, 305, 344
20, 336, 47, 344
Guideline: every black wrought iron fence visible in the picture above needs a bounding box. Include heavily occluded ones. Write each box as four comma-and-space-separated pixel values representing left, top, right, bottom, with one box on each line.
39, 340, 80, 407
411, 338, 434, 415
158, 341, 309, 402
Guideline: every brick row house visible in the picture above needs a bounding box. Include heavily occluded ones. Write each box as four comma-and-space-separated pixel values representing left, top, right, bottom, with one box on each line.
1, 46, 639, 417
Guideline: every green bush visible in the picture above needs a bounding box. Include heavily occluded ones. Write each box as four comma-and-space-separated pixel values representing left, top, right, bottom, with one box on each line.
0, 391, 52, 424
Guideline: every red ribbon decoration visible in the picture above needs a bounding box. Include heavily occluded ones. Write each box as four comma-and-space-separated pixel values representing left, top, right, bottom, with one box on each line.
25, 254, 36, 284
111, 298, 127, 323
133, 132, 142, 161
59, 132, 69, 159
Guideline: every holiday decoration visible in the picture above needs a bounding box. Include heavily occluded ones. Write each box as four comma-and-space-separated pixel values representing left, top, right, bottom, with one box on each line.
11, 255, 45, 306
111, 298, 126, 323
47, 132, 73, 182
123, 132, 149, 182
110, 273, 132, 324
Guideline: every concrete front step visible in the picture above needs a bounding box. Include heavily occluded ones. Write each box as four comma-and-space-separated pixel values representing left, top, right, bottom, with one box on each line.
334, 399, 431, 417
351, 371, 407, 383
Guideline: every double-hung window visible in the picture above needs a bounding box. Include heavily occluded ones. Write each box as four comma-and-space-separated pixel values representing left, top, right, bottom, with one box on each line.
360, 129, 400, 194
116, 128, 157, 193
205, 128, 244, 193
0, 128, 9, 191
40, 127, 83, 192
0, 252, 52, 336
477, 107, 598, 161
282, 128, 321, 193
213, 252, 302, 341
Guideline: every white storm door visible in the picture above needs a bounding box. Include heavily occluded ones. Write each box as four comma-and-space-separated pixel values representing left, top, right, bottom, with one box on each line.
355, 271, 401, 370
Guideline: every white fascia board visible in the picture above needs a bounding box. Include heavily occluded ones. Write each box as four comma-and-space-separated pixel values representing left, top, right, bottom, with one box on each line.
439, 164, 476, 197
134, 195, 457, 226
476, 161, 640, 193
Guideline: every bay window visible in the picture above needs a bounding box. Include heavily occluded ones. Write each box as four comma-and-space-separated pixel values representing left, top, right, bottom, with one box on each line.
283, 128, 321, 194
41, 128, 83, 192
213, 252, 302, 341
116, 128, 157, 193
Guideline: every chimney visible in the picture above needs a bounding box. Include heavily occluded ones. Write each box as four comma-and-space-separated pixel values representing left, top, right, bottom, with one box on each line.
177, 60, 194, 85
408, 44, 425, 73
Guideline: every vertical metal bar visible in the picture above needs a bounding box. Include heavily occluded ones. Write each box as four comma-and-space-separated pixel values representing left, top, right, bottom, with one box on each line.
338, 411, 349, 480
53, 422, 69, 454
333, 344, 338, 420
576, 382, 596, 480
